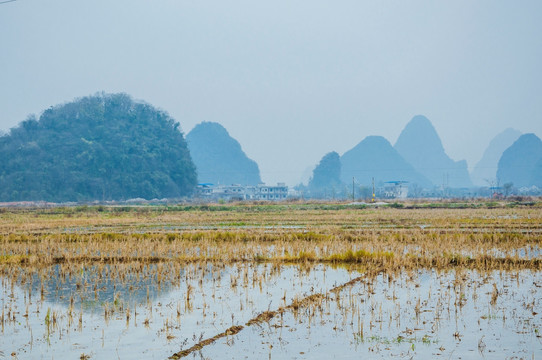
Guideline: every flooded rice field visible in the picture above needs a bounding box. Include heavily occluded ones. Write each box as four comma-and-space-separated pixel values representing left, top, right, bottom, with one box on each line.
200, 269, 542, 359
1, 263, 355, 359
2, 264, 540, 359
1, 203, 541, 358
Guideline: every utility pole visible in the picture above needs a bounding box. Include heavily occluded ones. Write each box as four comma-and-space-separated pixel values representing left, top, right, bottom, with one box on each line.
372, 177, 375, 203
442, 173, 449, 198
352, 177, 355, 202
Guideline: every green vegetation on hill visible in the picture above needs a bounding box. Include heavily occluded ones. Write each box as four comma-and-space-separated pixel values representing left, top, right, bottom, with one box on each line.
0, 93, 197, 202
309, 151, 341, 196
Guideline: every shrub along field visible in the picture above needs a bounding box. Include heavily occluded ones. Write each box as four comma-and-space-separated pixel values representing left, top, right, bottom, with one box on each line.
1, 201, 541, 358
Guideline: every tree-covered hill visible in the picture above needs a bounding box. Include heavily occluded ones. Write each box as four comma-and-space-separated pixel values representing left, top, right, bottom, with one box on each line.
0, 93, 197, 202
308, 151, 342, 196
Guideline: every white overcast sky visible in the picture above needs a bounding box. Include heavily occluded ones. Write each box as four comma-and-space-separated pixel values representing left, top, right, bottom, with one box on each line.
1, 0, 541, 185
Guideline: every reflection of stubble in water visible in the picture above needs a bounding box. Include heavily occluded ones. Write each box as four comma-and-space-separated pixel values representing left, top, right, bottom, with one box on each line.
19, 263, 185, 311
1, 263, 355, 359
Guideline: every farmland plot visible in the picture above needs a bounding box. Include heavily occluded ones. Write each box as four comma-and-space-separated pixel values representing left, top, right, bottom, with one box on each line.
1, 203, 541, 359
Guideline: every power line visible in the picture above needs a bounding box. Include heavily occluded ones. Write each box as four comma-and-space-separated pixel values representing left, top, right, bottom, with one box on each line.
0, 0, 17, 4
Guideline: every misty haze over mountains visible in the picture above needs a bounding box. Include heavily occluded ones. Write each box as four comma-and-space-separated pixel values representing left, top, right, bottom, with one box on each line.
186, 122, 262, 186
183, 113, 541, 195
340, 135, 431, 188
471, 128, 522, 186
497, 134, 542, 189
0, 94, 541, 202
2, 1, 542, 189
394, 116, 471, 188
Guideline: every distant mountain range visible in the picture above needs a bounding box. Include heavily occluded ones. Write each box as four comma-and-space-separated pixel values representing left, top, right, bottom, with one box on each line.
2, 92, 540, 202
309, 115, 471, 191
310, 115, 541, 193
186, 122, 262, 186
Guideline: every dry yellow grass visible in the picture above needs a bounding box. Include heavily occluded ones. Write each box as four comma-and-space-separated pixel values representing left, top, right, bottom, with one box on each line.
0, 204, 540, 274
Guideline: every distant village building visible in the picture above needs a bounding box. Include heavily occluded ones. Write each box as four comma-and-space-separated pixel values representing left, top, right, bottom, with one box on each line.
254, 183, 288, 200
518, 185, 541, 195
381, 181, 409, 199
0, 201, 58, 208
195, 183, 289, 201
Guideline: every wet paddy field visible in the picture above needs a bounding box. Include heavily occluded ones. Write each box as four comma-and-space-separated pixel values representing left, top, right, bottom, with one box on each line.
1, 202, 541, 359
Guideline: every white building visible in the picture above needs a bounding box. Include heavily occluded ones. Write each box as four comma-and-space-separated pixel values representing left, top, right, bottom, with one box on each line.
195, 183, 289, 201
381, 181, 408, 199
254, 183, 288, 200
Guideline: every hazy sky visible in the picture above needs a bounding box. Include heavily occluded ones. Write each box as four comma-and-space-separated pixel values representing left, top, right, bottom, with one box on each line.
1, 0, 541, 185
